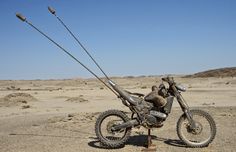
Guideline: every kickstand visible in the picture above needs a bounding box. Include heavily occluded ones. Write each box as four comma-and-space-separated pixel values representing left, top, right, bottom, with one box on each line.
141, 129, 157, 152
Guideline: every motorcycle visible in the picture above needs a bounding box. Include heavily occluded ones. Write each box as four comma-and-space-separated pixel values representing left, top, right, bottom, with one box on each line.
95, 76, 216, 148
16, 7, 216, 149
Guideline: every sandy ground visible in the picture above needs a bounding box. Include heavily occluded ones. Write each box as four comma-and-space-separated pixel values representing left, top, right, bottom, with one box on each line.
0, 76, 236, 152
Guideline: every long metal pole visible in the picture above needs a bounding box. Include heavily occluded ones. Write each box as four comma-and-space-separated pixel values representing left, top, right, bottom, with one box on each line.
15, 13, 118, 96
48, 6, 110, 80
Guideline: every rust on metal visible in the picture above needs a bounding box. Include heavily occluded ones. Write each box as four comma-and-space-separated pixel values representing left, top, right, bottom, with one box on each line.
141, 129, 157, 152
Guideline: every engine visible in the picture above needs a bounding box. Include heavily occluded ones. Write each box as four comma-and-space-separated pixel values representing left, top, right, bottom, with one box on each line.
145, 111, 167, 126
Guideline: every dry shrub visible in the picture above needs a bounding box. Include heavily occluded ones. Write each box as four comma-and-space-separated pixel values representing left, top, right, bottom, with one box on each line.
65, 96, 88, 103
0, 93, 37, 107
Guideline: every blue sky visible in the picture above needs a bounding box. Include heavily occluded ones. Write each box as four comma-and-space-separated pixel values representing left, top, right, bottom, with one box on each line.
0, 0, 235, 80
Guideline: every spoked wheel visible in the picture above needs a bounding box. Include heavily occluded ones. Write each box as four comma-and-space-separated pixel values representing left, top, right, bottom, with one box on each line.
177, 109, 216, 147
95, 110, 131, 148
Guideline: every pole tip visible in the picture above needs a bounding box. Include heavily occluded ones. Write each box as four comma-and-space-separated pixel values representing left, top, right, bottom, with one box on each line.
48, 6, 56, 14
16, 13, 26, 22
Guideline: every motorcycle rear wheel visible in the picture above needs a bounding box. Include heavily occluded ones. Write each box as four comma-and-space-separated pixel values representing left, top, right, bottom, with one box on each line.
177, 109, 216, 147
95, 109, 131, 148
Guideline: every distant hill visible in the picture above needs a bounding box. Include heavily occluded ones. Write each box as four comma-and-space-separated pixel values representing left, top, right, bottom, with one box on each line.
185, 67, 236, 78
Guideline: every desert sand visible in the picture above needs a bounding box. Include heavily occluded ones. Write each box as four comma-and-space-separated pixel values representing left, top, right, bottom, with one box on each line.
0, 76, 236, 152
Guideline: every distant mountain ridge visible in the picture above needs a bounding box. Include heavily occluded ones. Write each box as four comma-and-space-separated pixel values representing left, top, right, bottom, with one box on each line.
186, 67, 236, 78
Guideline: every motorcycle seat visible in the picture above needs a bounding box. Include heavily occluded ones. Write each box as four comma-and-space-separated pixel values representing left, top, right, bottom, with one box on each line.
125, 90, 145, 97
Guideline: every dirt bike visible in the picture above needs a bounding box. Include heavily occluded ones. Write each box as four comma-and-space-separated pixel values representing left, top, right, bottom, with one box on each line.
16, 7, 216, 149
95, 76, 216, 148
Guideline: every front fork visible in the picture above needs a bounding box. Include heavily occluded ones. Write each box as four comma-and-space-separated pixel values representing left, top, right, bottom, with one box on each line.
184, 109, 197, 129
177, 94, 197, 129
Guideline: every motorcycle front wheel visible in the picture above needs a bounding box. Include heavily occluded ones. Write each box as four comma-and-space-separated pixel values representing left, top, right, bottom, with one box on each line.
95, 109, 131, 148
177, 109, 216, 147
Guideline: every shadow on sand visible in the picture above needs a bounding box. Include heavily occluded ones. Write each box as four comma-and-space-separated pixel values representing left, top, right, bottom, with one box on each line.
87, 135, 187, 149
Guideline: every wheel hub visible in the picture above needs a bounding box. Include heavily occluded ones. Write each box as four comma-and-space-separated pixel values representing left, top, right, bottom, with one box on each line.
187, 121, 203, 135
106, 120, 124, 134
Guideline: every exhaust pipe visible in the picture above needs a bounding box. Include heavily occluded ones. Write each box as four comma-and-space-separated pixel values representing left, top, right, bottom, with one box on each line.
15, 12, 118, 96
47, 6, 111, 80
16, 13, 26, 22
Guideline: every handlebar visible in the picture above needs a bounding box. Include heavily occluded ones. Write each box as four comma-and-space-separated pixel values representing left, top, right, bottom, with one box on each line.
161, 77, 168, 82
162, 76, 175, 84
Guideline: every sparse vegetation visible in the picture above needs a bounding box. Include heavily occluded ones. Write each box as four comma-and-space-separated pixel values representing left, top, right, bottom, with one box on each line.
65, 96, 88, 103
141, 86, 147, 89
0, 93, 37, 107
22, 105, 30, 109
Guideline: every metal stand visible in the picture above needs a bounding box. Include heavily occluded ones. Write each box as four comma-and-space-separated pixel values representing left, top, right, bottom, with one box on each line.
141, 129, 157, 152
